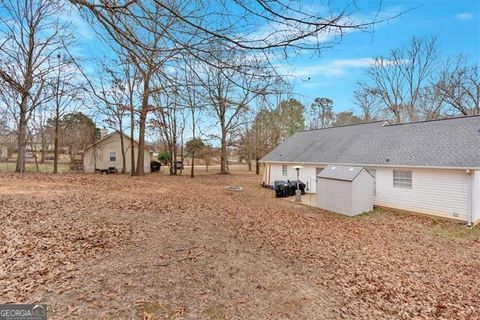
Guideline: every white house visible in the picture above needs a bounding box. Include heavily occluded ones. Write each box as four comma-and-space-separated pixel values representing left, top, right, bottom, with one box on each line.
261, 115, 480, 225
83, 131, 152, 174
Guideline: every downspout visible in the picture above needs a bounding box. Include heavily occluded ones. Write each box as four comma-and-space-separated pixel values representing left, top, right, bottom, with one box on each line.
467, 169, 474, 227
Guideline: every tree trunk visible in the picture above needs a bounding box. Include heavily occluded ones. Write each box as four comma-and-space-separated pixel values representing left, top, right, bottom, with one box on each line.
190, 103, 196, 179
168, 144, 174, 175
53, 114, 59, 174
255, 157, 260, 175
136, 109, 146, 176
130, 108, 135, 175
190, 150, 195, 178
173, 142, 177, 175
40, 131, 46, 164
220, 125, 228, 174
119, 130, 126, 174
179, 143, 184, 176
136, 104, 148, 176
136, 78, 150, 176
15, 105, 27, 173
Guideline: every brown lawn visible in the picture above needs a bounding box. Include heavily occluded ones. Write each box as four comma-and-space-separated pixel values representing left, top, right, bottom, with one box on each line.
1, 170, 479, 319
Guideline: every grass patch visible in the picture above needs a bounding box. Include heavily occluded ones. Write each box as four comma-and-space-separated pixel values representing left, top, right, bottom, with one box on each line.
427, 223, 480, 241
203, 304, 227, 320
0, 161, 71, 173
136, 301, 177, 320
354, 207, 385, 219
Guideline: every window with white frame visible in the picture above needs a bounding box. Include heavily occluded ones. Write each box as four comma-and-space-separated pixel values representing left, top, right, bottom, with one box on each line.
282, 165, 287, 176
109, 152, 117, 162
393, 170, 412, 188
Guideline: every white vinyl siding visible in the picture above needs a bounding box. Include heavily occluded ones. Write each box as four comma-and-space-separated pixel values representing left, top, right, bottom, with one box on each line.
265, 164, 474, 223
473, 171, 480, 224
267, 163, 318, 193
393, 170, 412, 188
375, 168, 469, 221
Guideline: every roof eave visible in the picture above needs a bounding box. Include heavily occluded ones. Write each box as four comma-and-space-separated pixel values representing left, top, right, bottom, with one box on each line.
259, 160, 480, 170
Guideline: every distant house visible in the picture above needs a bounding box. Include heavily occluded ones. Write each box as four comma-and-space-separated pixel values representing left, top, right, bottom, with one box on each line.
83, 131, 152, 174
261, 115, 480, 225
0, 131, 16, 160
0, 145, 7, 160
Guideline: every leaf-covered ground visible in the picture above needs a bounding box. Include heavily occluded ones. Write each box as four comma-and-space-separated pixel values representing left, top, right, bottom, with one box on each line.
1, 172, 479, 319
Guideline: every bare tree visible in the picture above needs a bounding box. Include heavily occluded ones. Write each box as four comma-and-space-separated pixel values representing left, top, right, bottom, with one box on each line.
0, 0, 68, 172
49, 54, 85, 173
365, 37, 439, 123
75, 1, 179, 176
65, 0, 391, 177
436, 56, 479, 116
353, 83, 380, 121
68, 0, 386, 54
416, 85, 449, 120
182, 65, 204, 178
153, 75, 189, 176
197, 48, 270, 174
95, 60, 139, 174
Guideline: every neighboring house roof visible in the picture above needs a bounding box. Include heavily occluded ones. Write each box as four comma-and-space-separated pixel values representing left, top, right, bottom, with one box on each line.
83, 131, 153, 152
261, 115, 480, 169
317, 165, 373, 181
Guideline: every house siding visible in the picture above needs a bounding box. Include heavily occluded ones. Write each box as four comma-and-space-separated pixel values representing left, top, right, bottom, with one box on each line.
264, 162, 473, 223
473, 170, 480, 224
83, 133, 151, 174
374, 168, 470, 222
267, 163, 320, 193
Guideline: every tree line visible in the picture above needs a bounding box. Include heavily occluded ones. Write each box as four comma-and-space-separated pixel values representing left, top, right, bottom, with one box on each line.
237, 37, 479, 173
354, 36, 479, 123
1, 1, 477, 177
0, 0, 382, 175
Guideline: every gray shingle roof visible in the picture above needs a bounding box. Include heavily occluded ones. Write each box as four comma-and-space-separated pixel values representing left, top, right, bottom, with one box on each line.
317, 165, 373, 181
261, 115, 480, 168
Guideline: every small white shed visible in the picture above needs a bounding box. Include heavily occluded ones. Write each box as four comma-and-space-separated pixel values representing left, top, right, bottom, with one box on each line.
316, 165, 374, 216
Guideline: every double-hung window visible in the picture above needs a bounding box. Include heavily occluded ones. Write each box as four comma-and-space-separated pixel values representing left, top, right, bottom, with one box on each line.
282, 165, 287, 176
393, 170, 412, 188
109, 152, 117, 162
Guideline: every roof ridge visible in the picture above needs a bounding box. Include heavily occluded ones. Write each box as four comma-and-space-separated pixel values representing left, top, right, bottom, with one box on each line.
300, 120, 385, 132
385, 114, 480, 127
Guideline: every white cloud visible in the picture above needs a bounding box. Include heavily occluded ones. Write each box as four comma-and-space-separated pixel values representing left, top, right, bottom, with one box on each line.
455, 12, 475, 20
54, 4, 96, 40
281, 58, 374, 78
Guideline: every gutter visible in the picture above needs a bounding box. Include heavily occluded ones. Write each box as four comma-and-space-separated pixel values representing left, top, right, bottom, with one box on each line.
258, 160, 480, 171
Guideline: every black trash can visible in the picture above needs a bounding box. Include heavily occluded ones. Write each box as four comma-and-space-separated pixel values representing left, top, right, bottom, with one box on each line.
274, 180, 288, 198
288, 180, 306, 195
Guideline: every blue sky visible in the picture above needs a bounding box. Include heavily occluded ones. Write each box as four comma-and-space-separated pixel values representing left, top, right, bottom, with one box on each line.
285, 0, 480, 112
67, 0, 480, 116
